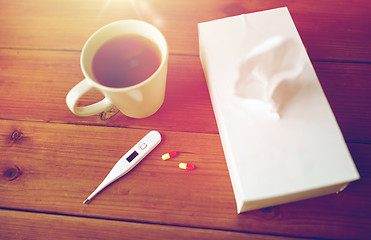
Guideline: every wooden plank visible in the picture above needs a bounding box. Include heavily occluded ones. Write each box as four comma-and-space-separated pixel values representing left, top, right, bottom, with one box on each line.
0, 49, 369, 142
0, 209, 299, 240
1, 120, 370, 239
312, 61, 371, 143
0, 48, 217, 134
0, 0, 370, 62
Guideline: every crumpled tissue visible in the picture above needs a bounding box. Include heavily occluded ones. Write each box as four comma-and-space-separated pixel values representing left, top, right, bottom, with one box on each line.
235, 36, 306, 119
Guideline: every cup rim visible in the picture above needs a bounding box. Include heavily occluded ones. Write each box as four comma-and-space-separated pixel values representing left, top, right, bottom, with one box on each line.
80, 19, 168, 92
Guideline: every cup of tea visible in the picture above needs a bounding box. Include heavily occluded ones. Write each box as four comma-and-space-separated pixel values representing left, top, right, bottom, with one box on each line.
66, 20, 168, 118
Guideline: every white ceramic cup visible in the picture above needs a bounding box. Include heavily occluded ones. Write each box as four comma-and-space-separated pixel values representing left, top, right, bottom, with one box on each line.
66, 20, 168, 118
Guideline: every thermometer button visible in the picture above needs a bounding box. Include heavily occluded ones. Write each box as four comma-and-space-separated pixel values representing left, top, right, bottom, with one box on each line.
139, 142, 147, 150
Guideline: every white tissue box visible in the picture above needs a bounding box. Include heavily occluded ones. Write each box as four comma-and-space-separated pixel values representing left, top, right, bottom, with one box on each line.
198, 7, 360, 213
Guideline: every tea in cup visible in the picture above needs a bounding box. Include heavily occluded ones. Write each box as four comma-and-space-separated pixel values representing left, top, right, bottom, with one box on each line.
66, 20, 168, 118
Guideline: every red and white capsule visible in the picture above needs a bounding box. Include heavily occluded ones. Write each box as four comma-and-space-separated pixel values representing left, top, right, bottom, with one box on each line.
178, 163, 195, 170
162, 151, 177, 160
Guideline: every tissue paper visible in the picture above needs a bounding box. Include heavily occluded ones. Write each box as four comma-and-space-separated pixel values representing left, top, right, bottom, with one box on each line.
235, 36, 306, 118
198, 7, 360, 213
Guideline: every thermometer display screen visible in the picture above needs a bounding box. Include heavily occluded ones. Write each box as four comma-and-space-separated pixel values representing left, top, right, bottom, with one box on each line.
127, 151, 139, 162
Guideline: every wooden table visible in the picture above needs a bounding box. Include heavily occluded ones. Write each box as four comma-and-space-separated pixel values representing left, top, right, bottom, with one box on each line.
1, 0, 370, 239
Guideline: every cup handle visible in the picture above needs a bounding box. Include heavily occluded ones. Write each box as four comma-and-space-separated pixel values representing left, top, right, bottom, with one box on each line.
66, 78, 112, 116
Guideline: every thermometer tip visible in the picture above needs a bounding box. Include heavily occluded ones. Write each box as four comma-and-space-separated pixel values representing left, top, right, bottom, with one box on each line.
83, 199, 89, 204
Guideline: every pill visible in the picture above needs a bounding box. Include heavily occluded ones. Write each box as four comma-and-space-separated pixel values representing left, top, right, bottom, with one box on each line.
179, 163, 195, 170
162, 151, 177, 160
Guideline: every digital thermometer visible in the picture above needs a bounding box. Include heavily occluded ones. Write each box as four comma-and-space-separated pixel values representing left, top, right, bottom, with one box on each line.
83, 130, 161, 204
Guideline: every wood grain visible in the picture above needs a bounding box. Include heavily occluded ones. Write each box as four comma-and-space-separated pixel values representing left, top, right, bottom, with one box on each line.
0, 48, 218, 133
0, 0, 370, 62
1, 0, 370, 239
0, 209, 302, 240
1, 120, 370, 239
